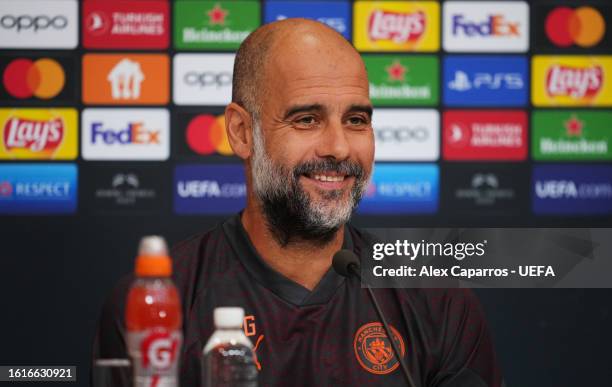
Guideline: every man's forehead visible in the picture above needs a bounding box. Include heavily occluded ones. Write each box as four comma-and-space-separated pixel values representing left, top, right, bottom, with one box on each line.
267, 59, 369, 103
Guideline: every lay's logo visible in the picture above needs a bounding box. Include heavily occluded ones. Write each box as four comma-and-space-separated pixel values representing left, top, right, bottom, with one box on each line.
354, 1, 439, 52
4, 117, 63, 154
532, 56, 612, 106
0, 108, 77, 160
368, 10, 425, 44
546, 65, 602, 99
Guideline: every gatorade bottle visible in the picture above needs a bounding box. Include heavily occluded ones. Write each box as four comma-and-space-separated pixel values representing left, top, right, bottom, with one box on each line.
126, 236, 182, 387
203, 307, 258, 387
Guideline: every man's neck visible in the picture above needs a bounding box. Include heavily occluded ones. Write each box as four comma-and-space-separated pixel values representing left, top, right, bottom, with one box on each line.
241, 205, 344, 291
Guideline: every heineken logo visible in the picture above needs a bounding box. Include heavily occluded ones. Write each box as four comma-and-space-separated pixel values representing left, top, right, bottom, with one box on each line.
386, 60, 406, 82
533, 111, 611, 161
564, 115, 583, 136
364, 55, 438, 106
174, 1, 260, 50
207, 4, 228, 25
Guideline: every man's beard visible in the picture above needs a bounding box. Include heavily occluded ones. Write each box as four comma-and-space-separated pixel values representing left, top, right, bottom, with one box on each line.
251, 120, 370, 247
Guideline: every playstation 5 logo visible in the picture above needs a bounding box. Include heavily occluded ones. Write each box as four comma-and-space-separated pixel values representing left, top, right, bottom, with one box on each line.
443, 56, 527, 106
448, 70, 523, 91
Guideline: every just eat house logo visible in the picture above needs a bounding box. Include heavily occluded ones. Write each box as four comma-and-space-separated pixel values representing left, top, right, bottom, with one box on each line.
82, 54, 169, 105
82, 0, 169, 49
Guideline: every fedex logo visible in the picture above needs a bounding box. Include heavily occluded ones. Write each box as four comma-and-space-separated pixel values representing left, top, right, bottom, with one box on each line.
82, 108, 169, 160
452, 14, 519, 37
443, 2, 528, 52
91, 122, 160, 145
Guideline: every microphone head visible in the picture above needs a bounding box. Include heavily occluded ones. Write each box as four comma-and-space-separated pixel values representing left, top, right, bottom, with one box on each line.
332, 249, 360, 278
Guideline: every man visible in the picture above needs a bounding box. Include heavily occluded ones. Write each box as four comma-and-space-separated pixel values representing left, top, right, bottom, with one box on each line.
94, 19, 502, 386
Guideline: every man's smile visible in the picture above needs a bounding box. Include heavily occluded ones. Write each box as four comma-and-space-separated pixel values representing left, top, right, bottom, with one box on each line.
300, 172, 355, 191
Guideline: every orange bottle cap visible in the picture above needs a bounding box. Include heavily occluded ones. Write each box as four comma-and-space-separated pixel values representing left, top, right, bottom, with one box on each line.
134, 236, 172, 277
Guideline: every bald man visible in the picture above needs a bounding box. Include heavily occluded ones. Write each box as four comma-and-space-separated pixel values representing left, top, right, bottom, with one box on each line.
94, 19, 502, 386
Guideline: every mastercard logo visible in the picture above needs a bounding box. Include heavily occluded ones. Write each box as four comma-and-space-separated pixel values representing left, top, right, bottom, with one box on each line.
2, 58, 65, 99
545, 7, 606, 48
186, 114, 233, 156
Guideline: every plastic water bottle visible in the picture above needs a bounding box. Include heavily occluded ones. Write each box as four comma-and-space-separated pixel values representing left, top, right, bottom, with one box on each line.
126, 236, 182, 387
203, 307, 258, 387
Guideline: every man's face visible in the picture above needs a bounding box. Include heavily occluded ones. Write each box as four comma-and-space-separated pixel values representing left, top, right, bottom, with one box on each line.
250, 36, 374, 244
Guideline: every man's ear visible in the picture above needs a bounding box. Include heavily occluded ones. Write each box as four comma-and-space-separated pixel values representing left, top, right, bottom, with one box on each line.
225, 102, 253, 160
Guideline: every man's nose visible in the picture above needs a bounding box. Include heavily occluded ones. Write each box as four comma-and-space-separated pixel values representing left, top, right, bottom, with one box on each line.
316, 120, 350, 161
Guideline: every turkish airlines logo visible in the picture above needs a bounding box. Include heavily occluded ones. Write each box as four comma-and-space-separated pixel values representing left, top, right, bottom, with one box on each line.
83, 54, 168, 105
83, 1, 169, 49
2, 58, 65, 100
0, 0, 78, 48
546, 65, 603, 99
85, 12, 109, 36
545, 7, 605, 48
368, 10, 425, 43
443, 110, 527, 161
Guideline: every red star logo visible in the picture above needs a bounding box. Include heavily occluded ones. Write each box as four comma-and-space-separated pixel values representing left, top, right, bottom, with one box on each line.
386, 60, 406, 82
207, 3, 228, 25
564, 114, 584, 136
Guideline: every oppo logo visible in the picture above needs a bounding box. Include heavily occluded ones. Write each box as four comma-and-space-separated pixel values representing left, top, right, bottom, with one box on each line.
183, 72, 232, 88
0, 15, 68, 32
376, 126, 429, 142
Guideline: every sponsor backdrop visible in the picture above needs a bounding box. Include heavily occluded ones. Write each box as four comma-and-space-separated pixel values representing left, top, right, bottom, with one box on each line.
0, 1, 610, 386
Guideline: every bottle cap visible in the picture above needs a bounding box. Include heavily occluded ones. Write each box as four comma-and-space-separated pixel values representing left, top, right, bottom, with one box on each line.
135, 236, 172, 277
214, 307, 245, 328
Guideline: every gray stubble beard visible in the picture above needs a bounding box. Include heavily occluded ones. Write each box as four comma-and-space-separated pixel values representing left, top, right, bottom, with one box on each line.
250, 119, 370, 246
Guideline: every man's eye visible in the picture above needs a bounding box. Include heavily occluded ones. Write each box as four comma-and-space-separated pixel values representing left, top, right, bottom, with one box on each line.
348, 116, 367, 126
295, 116, 316, 125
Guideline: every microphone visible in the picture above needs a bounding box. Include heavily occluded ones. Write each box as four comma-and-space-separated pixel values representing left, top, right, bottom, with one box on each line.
333, 250, 417, 387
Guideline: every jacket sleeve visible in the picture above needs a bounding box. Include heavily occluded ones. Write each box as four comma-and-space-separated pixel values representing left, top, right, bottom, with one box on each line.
431, 289, 503, 387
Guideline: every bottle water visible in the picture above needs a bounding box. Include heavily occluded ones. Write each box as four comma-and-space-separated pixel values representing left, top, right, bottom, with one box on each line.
203, 307, 258, 387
